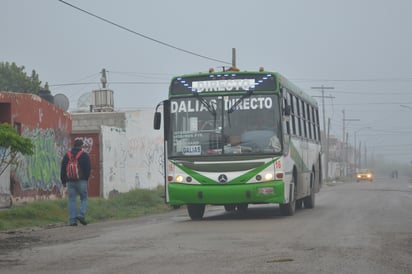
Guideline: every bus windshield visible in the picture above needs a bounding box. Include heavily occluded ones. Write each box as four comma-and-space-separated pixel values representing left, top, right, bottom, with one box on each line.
168, 94, 282, 157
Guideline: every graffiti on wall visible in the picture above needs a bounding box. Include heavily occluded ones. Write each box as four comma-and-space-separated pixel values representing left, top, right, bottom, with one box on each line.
14, 127, 70, 191
100, 122, 164, 198
143, 141, 164, 180
101, 127, 127, 196
127, 134, 164, 189
74, 136, 94, 154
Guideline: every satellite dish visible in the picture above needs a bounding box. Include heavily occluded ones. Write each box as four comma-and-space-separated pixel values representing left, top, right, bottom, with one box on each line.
53, 93, 70, 111
77, 92, 93, 112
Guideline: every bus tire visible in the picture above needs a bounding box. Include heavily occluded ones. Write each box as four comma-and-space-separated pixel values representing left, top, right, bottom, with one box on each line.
296, 199, 303, 209
303, 170, 315, 209
224, 204, 236, 212
187, 204, 205, 220
280, 172, 297, 216
236, 203, 248, 213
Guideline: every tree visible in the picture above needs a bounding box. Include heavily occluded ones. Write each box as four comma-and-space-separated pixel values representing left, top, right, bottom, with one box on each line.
0, 123, 34, 176
0, 62, 42, 93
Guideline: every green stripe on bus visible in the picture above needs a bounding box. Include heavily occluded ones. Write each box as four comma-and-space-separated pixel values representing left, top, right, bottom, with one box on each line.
171, 157, 279, 185
289, 141, 309, 172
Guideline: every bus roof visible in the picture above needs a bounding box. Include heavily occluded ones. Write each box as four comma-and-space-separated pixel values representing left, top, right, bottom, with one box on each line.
276, 72, 318, 107
171, 69, 318, 107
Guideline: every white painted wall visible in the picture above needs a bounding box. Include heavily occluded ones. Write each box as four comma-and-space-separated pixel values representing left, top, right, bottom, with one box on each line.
101, 109, 164, 198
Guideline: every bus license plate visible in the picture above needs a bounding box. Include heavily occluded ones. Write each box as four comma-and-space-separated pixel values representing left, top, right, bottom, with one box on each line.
258, 187, 274, 194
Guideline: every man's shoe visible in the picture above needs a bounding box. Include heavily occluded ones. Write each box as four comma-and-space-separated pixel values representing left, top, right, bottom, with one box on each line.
69, 223, 77, 226
76, 216, 87, 225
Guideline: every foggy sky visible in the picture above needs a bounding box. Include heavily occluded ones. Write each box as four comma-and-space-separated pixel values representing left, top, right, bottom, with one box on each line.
2, 0, 412, 163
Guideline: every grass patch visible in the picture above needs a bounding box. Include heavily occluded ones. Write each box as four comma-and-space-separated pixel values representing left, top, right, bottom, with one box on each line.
0, 187, 172, 231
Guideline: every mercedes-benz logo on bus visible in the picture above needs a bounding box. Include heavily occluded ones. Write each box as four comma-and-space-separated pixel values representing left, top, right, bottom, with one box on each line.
218, 174, 228, 184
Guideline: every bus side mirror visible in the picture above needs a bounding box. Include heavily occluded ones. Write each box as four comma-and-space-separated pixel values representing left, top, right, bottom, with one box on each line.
284, 105, 291, 116
153, 112, 161, 130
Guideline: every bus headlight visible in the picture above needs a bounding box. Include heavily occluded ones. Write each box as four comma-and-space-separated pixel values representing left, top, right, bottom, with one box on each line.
264, 173, 274, 181
256, 173, 274, 182
175, 175, 184, 183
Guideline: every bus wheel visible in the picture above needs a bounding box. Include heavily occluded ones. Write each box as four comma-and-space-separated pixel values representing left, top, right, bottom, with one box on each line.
224, 204, 236, 212
303, 170, 315, 209
187, 204, 205, 220
236, 203, 248, 213
296, 199, 303, 209
280, 177, 296, 216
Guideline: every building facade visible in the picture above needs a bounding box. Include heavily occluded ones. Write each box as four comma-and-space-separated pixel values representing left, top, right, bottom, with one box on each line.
0, 92, 71, 207
0, 91, 166, 207
72, 109, 164, 198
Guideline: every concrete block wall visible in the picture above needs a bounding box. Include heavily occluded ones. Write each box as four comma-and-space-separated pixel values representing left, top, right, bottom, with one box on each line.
101, 110, 164, 198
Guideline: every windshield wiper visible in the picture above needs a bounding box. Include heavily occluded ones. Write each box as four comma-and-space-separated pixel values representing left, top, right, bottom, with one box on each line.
192, 91, 217, 117
227, 89, 253, 114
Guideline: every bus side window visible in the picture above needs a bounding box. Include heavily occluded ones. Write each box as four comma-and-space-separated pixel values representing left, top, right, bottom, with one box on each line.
301, 100, 308, 139
311, 106, 317, 141
315, 108, 321, 141
289, 93, 296, 136
307, 104, 312, 139
283, 95, 291, 135
294, 96, 302, 137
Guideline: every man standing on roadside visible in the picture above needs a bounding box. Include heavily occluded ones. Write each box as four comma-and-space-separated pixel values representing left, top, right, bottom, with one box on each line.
60, 139, 91, 226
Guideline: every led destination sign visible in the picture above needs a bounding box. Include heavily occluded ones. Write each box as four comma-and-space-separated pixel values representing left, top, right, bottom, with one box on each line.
192, 79, 255, 92
171, 96, 273, 113
170, 73, 277, 95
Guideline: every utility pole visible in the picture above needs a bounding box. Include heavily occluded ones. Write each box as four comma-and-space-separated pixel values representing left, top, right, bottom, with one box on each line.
232, 48, 236, 68
326, 118, 331, 181
312, 86, 334, 182
354, 127, 371, 171
311, 86, 334, 141
345, 132, 349, 174
342, 109, 360, 176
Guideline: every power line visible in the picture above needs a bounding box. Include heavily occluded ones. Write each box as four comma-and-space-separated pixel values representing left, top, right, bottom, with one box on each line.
327, 90, 412, 95
293, 77, 412, 83
57, 0, 231, 65
325, 102, 412, 106
49, 82, 97, 87
108, 71, 174, 77
49, 81, 168, 87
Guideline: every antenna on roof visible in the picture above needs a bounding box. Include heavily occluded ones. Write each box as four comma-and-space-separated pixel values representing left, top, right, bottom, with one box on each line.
100, 68, 107, 88
232, 48, 236, 68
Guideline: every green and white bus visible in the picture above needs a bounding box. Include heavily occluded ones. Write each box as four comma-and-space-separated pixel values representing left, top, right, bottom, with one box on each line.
154, 67, 322, 220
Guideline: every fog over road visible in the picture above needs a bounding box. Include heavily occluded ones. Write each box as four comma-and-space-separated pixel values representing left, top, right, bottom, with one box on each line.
1, 177, 411, 274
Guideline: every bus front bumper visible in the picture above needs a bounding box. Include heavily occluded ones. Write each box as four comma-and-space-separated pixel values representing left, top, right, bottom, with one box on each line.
168, 181, 285, 206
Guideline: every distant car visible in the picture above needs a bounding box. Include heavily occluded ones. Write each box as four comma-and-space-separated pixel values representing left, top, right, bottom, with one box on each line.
356, 169, 373, 182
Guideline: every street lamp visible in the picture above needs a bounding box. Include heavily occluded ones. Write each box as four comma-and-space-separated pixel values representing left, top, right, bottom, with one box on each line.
354, 127, 371, 171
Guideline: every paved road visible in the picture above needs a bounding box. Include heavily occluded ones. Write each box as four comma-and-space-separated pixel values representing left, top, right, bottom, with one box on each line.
1, 176, 411, 274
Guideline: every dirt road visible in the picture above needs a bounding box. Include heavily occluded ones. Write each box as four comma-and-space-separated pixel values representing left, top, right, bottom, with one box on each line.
1, 177, 411, 274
